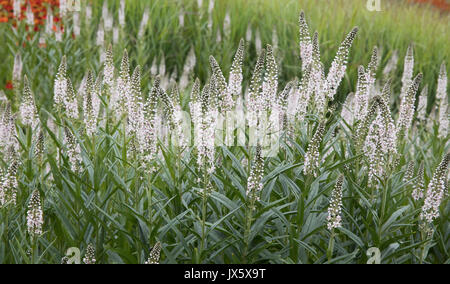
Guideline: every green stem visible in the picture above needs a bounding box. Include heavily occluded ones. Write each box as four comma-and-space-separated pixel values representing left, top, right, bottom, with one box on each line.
327, 230, 336, 263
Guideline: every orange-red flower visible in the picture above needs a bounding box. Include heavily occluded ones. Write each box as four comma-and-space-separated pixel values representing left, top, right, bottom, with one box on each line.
5, 80, 13, 90
0, 0, 63, 30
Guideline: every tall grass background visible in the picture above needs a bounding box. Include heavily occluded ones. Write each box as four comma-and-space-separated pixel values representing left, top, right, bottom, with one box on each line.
1, 0, 449, 109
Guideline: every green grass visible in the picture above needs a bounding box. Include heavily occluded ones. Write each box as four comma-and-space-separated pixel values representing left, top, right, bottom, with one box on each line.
0, 0, 448, 264
1, 0, 449, 109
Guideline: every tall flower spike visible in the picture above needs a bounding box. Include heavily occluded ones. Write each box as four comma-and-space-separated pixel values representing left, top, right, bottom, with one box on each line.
326, 27, 358, 100
436, 62, 448, 139
127, 65, 142, 137
34, 130, 45, 163
64, 127, 82, 173
299, 11, 312, 72
312, 31, 320, 64
403, 161, 415, 183
362, 96, 397, 186
263, 44, 278, 110
65, 78, 79, 120
209, 56, 230, 111
420, 153, 450, 225
228, 39, 245, 97
376, 94, 397, 155
246, 144, 264, 210
438, 102, 448, 139
366, 46, 379, 98
195, 82, 218, 177
20, 76, 39, 128
412, 163, 425, 201
304, 123, 325, 177
26, 190, 44, 236
247, 49, 266, 129
0, 160, 18, 206
145, 242, 162, 264
103, 44, 114, 89
13, 52, 22, 86
190, 78, 202, 128
83, 244, 96, 264
84, 71, 97, 137
354, 99, 378, 150
436, 62, 447, 102
54, 56, 68, 111
295, 65, 313, 121
354, 65, 369, 121
0, 104, 18, 154
397, 73, 422, 139
136, 77, 159, 172
380, 78, 392, 105
417, 85, 428, 121
166, 84, 186, 148
400, 44, 414, 101
113, 49, 131, 116
327, 175, 344, 231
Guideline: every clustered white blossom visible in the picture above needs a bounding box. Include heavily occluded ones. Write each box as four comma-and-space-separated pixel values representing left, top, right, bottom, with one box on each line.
397, 73, 423, 138
299, 11, 313, 72
403, 161, 415, 183
20, 76, 39, 129
12, 53, 22, 87
134, 77, 159, 173
262, 45, 278, 110
111, 50, 132, 117
26, 190, 44, 236
160, 84, 187, 149
304, 123, 325, 177
325, 27, 358, 100
363, 97, 397, 186
13, 0, 20, 18
54, 57, 68, 111
65, 78, 79, 120
64, 127, 82, 173
193, 83, 218, 177
25, 3, 34, 26
412, 163, 425, 201
103, 45, 115, 89
83, 71, 99, 137
295, 12, 357, 122
83, 243, 96, 264
246, 145, 264, 210
145, 242, 162, 264
0, 104, 19, 155
416, 85, 428, 121
0, 161, 19, 206
420, 154, 449, 226
436, 62, 448, 139
227, 39, 245, 98
210, 56, 233, 111
354, 47, 379, 122
327, 175, 344, 231
400, 45, 414, 100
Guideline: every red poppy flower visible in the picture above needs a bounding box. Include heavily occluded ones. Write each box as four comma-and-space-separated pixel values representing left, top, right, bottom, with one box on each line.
5, 80, 13, 90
